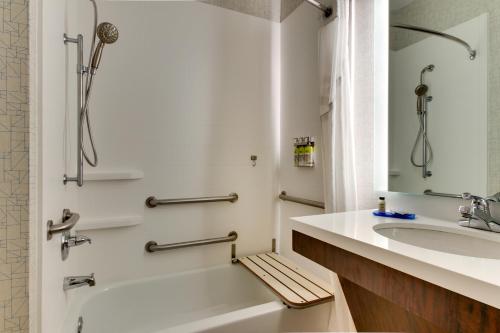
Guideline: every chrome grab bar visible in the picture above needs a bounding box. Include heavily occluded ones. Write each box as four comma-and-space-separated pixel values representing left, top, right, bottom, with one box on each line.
145, 231, 238, 253
47, 209, 80, 240
146, 193, 238, 208
279, 191, 325, 209
423, 189, 462, 199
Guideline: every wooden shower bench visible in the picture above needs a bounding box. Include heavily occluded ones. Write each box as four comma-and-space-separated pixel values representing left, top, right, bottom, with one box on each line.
238, 252, 334, 308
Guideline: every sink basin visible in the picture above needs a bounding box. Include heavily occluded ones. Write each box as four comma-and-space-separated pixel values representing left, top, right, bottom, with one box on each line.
373, 223, 500, 259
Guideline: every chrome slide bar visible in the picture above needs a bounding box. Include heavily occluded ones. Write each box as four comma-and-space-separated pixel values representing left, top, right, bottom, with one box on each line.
391, 24, 476, 60
279, 191, 325, 209
145, 231, 238, 253
146, 193, 238, 208
305, 0, 333, 18
63, 34, 86, 187
47, 209, 80, 240
424, 189, 462, 199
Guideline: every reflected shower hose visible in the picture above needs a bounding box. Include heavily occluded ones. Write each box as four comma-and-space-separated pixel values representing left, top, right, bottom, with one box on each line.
410, 113, 433, 167
410, 64, 434, 171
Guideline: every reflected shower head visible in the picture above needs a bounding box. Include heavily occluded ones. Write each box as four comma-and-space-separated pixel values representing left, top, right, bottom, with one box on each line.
90, 22, 119, 71
415, 84, 428, 96
421, 64, 435, 73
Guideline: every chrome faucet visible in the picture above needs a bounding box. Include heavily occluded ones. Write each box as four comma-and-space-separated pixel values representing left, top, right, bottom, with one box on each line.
64, 234, 92, 247
61, 232, 92, 260
458, 192, 500, 233
63, 273, 96, 291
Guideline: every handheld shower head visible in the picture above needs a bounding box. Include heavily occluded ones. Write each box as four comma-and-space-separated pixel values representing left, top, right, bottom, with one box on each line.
96, 22, 119, 44
90, 22, 119, 71
415, 84, 428, 96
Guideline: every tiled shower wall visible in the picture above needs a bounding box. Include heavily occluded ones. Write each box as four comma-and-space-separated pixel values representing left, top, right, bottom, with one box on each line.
0, 0, 29, 332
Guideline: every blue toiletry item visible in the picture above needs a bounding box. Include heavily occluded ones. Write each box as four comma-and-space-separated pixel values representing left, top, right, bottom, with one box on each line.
373, 210, 416, 220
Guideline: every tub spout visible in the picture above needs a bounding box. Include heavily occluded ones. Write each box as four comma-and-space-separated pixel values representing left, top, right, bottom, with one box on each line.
63, 273, 96, 291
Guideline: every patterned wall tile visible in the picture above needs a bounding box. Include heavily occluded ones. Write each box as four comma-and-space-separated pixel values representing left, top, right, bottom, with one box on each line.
0, 0, 28, 332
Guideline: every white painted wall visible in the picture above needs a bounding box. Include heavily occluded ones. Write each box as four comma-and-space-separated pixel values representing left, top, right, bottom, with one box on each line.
389, 14, 488, 195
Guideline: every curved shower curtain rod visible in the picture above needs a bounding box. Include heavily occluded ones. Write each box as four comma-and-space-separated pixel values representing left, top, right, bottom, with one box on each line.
391, 23, 476, 60
305, 0, 333, 18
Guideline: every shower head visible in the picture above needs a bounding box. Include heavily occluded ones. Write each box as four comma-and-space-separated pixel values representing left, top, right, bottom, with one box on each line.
96, 22, 119, 44
415, 84, 428, 96
90, 22, 119, 71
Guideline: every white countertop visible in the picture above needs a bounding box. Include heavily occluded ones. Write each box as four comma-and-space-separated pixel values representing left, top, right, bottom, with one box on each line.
291, 210, 500, 309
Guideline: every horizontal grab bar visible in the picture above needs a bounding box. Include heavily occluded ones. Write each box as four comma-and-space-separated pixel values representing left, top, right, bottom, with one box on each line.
146, 193, 238, 208
145, 231, 238, 253
47, 209, 80, 240
279, 191, 325, 209
423, 189, 462, 199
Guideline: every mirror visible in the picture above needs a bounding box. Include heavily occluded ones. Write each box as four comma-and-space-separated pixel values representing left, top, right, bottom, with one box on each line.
387, 0, 497, 197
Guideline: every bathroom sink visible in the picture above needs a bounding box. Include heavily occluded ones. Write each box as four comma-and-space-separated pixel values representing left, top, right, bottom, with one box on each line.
373, 223, 500, 259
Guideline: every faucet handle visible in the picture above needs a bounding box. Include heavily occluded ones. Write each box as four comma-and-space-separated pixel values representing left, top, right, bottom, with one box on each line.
461, 192, 487, 205
458, 205, 471, 218
66, 234, 92, 247
61, 233, 92, 260
462, 192, 477, 200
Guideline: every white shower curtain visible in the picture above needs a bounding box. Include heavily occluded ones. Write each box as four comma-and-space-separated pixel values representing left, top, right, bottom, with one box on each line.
319, 0, 358, 214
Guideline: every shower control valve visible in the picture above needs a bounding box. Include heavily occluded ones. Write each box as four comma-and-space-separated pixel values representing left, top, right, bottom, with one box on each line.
61, 232, 92, 261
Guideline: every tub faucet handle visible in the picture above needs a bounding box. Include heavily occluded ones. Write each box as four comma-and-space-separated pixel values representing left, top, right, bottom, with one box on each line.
67, 234, 92, 247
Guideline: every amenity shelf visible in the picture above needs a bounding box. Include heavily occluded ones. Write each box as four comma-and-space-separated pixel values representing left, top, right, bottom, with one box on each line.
146, 193, 238, 208
145, 231, 238, 253
279, 191, 325, 209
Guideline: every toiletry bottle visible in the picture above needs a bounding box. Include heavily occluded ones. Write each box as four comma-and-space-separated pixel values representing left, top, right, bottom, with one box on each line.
298, 137, 305, 167
293, 138, 299, 167
378, 197, 386, 213
309, 137, 316, 167
304, 137, 312, 167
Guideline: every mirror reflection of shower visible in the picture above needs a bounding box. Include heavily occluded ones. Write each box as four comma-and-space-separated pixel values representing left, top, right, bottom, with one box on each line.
410, 64, 434, 178
64, 0, 119, 186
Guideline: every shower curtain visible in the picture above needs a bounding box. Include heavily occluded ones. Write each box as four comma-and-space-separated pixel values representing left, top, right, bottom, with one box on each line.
319, 0, 358, 213
319, 2, 359, 330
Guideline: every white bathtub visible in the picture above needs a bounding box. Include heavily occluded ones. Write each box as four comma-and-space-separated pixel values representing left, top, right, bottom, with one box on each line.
63, 264, 332, 333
